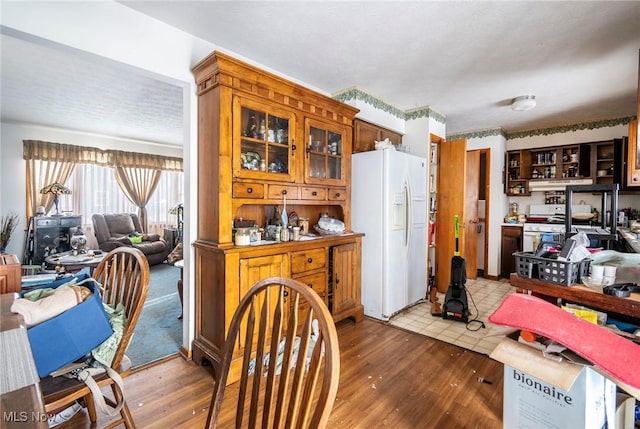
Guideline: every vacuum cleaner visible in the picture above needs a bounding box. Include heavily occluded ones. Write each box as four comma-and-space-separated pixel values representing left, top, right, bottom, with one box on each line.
442, 215, 470, 323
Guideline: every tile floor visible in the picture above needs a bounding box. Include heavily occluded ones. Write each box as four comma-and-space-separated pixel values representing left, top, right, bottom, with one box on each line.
389, 277, 515, 355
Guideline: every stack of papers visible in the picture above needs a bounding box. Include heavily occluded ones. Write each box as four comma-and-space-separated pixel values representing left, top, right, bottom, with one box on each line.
57, 256, 93, 263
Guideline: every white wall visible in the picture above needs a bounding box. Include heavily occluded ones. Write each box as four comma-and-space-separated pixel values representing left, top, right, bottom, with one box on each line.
349, 100, 405, 135
404, 115, 446, 158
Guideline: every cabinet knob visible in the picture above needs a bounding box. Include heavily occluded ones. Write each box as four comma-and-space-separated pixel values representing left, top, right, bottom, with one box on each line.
335, 278, 340, 285
312, 191, 317, 196
291, 140, 296, 151
247, 187, 253, 194
282, 190, 287, 195
283, 290, 289, 297
307, 258, 313, 263
335, 192, 341, 197
307, 283, 313, 288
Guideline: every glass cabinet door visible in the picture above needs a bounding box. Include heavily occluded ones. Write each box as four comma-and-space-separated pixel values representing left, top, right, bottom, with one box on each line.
233, 96, 296, 182
305, 118, 348, 186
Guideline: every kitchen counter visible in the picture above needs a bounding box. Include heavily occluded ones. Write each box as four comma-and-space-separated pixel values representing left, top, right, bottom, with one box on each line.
618, 227, 640, 253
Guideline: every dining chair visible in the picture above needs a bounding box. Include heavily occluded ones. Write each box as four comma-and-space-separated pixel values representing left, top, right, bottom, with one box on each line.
40, 247, 150, 428
206, 276, 341, 429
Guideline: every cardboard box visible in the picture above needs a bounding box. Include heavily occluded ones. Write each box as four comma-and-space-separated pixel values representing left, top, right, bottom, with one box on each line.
491, 335, 617, 429
24, 272, 113, 377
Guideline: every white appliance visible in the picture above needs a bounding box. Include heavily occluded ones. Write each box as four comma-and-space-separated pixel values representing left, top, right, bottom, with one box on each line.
352, 149, 427, 321
523, 204, 591, 252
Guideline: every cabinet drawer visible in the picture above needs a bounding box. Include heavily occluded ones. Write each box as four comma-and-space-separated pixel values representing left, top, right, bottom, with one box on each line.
501, 225, 523, 238
293, 271, 327, 296
290, 248, 326, 274
60, 217, 81, 227
268, 185, 299, 200
300, 187, 327, 200
233, 182, 264, 199
328, 188, 346, 201
36, 218, 59, 227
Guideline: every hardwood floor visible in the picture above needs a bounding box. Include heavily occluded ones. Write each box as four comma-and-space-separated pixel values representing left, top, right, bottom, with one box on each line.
61, 318, 504, 428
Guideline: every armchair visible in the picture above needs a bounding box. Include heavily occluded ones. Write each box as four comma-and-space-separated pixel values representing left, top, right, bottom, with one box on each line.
91, 213, 170, 266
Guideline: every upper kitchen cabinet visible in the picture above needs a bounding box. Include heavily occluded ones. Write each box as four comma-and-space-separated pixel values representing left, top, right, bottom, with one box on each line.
234, 96, 297, 182
353, 119, 403, 153
505, 150, 531, 195
579, 139, 625, 187
305, 118, 350, 186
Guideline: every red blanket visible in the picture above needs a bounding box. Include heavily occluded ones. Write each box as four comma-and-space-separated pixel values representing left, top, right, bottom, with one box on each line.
489, 293, 640, 393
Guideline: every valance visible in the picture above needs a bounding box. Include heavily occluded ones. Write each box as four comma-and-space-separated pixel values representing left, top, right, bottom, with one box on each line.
23, 140, 183, 172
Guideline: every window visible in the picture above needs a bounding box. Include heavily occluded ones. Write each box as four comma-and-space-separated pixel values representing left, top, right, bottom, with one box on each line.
65, 163, 184, 246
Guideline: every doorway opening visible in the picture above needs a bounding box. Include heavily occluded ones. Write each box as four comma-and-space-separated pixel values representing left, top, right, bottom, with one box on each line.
476, 150, 490, 278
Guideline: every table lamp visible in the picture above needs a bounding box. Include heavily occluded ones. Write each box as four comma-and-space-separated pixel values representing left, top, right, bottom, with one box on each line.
40, 182, 72, 215
169, 203, 183, 242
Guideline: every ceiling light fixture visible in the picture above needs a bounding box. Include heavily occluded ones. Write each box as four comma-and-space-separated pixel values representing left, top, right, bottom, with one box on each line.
511, 95, 536, 111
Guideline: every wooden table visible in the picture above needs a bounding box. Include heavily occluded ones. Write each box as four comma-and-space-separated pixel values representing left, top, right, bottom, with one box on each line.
45, 250, 105, 274
0, 293, 49, 428
509, 273, 640, 322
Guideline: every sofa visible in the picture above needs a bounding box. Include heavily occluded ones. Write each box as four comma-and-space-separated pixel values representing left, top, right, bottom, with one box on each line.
91, 213, 171, 266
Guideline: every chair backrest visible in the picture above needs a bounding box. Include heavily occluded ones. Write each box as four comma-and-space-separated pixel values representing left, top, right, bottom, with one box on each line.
206, 277, 340, 429
93, 247, 149, 369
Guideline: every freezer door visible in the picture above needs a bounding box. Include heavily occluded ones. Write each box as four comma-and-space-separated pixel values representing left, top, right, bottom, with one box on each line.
352, 151, 385, 319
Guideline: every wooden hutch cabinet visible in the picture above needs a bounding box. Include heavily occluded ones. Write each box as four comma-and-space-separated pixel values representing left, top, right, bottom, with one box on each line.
191, 51, 364, 381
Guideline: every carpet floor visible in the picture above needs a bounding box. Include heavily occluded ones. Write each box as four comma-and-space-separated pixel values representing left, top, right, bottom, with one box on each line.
388, 277, 515, 355
127, 262, 182, 367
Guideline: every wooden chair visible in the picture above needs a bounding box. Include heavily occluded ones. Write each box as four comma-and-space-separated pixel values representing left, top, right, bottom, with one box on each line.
40, 247, 150, 428
206, 277, 340, 429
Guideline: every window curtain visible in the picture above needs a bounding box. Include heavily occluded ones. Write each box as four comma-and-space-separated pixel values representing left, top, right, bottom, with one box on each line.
114, 166, 162, 233
24, 140, 183, 223
23, 142, 78, 218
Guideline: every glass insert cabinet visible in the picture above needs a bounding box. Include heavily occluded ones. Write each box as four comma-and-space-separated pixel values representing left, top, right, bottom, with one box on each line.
305, 118, 348, 186
234, 96, 296, 182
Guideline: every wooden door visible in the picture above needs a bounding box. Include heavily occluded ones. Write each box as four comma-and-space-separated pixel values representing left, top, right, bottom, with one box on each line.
464, 150, 480, 279
434, 138, 467, 293
237, 254, 288, 352
331, 243, 357, 316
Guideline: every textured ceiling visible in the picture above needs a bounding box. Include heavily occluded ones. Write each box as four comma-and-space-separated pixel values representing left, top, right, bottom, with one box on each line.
2, 1, 640, 147
1, 33, 184, 146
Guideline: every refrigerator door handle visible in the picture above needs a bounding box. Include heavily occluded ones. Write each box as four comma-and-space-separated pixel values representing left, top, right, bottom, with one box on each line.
404, 183, 411, 247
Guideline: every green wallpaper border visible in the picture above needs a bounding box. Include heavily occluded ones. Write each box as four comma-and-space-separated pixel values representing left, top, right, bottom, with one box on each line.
505, 116, 635, 140
333, 87, 446, 125
333, 87, 635, 140
447, 128, 506, 141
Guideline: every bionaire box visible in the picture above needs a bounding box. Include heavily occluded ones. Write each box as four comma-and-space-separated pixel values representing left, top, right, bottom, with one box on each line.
491, 334, 617, 429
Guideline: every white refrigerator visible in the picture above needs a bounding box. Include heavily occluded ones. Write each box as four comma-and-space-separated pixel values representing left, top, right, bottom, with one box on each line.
352, 149, 427, 321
